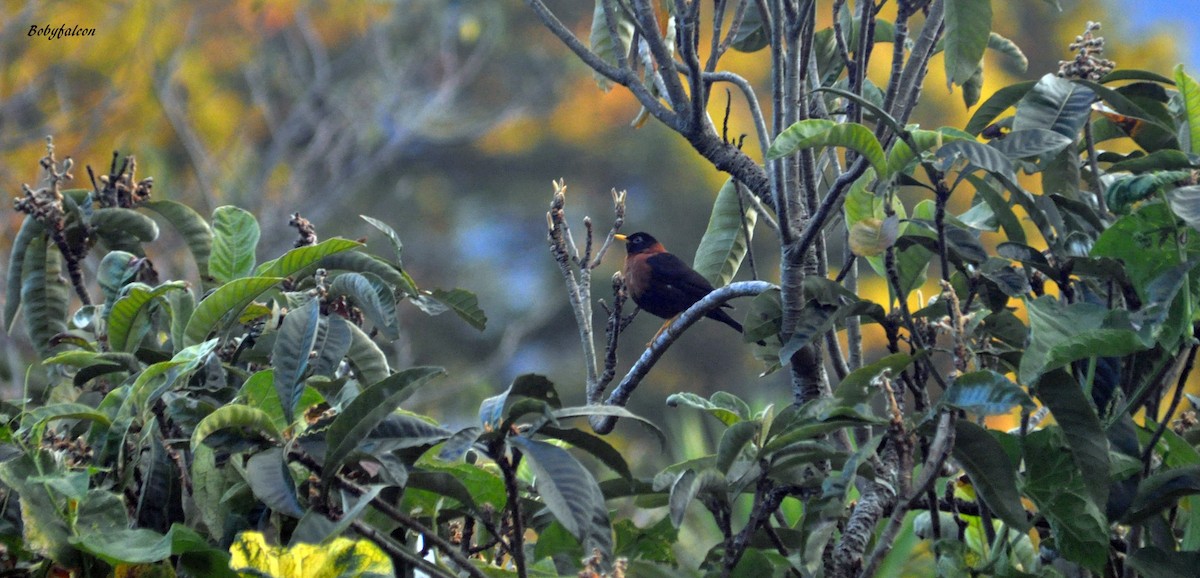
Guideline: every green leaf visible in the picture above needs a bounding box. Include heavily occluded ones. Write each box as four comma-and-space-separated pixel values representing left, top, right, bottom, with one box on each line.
1106, 171, 1190, 213
1013, 74, 1095, 139
23, 403, 112, 429
1122, 464, 1200, 523
666, 392, 746, 427
143, 200, 214, 285
716, 421, 759, 475
941, 370, 1034, 415
183, 276, 283, 346
1035, 370, 1110, 509
950, 420, 1029, 530
71, 524, 227, 570
1176, 65, 1200, 154
943, 0, 991, 87
190, 404, 281, 451
91, 207, 160, 243
1019, 296, 1152, 384
359, 215, 405, 266
209, 206, 260, 283
1022, 427, 1108, 573
5, 217, 44, 332
730, 2, 769, 52
330, 272, 399, 340
987, 32, 1027, 73
320, 250, 418, 298
588, 0, 634, 91
935, 139, 1015, 179
246, 447, 305, 518
256, 238, 363, 280
20, 235, 69, 360
965, 80, 1037, 135
478, 374, 563, 428
1169, 185, 1200, 233
693, 179, 757, 287
344, 322, 390, 385
1110, 150, 1200, 173
767, 120, 887, 176
990, 128, 1074, 159
968, 175, 1026, 245
536, 426, 632, 479
273, 299, 321, 423
511, 436, 612, 560
310, 314, 353, 378
429, 288, 487, 331
323, 367, 445, 484
1128, 547, 1200, 578
107, 281, 188, 352
359, 413, 451, 455
1101, 69, 1176, 84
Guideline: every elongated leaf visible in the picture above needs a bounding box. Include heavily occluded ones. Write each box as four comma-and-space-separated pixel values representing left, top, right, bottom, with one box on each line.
430, 288, 487, 331
273, 299, 321, 423
310, 315, 353, 378
965, 80, 1038, 135
5, 217, 44, 332
320, 251, 418, 298
1128, 547, 1200, 578
1123, 464, 1200, 523
1034, 370, 1110, 508
256, 238, 362, 280
229, 531, 392, 578
588, 0, 634, 91
183, 276, 282, 346
1177, 65, 1200, 153
246, 448, 304, 518
1020, 296, 1152, 384
190, 404, 281, 451
360, 215, 405, 266
209, 206, 260, 283
1023, 427, 1108, 572
21, 236, 69, 360
344, 322, 390, 385
716, 421, 759, 475
951, 420, 1029, 530
943, 0, 991, 87
330, 272, 399, 340
292, 485, 385, 546
767, 120, 886, 175
693, 179, 757, 287
941, 370, 1034, 415
71, 524, 227, 570
668, 469, 699, 528
990, 128, 1073, 159
108, 282, 188, 352
936, 139, 1016, 179
537, 426, 631, 479
91, 207, 160, 242
1013, 74, 1095, 139
987, 32, 1027, 73
323, 367, 445, 484
143, 200, 213, 284
359, 413, 450, 455
510, 435, 613, 560
24, 403, 113, 429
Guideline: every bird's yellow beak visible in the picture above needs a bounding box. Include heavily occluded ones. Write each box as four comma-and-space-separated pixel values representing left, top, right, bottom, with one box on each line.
613, 234, 628, 242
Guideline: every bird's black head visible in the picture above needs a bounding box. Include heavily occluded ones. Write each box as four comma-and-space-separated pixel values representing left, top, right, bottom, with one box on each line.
615, 232, 663, 255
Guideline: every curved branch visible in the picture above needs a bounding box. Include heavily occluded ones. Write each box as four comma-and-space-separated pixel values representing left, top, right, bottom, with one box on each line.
590, 280, 777, 433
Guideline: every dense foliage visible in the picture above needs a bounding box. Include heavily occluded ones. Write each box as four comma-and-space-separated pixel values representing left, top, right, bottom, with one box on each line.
3, 2, 1200, 578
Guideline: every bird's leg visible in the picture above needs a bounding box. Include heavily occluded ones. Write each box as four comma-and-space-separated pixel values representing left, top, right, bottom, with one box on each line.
648, 314, 680, 348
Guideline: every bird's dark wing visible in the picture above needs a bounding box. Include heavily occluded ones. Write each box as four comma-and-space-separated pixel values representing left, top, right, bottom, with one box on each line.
646, 252, 718, 301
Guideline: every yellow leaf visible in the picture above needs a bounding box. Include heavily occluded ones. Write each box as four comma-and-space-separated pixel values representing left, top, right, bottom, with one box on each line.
229, 531, 393, 578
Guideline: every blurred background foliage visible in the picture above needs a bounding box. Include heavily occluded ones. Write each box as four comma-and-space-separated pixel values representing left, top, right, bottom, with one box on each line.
0, 0, 1190, 470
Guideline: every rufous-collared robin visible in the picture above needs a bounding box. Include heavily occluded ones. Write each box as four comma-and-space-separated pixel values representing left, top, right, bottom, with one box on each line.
614, 232, 761, 344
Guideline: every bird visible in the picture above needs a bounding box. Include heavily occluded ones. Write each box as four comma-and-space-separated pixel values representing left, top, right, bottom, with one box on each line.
614, 232, 762, 345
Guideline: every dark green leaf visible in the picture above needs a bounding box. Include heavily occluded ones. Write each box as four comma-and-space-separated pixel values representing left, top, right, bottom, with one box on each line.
693, 178, 757, 287
1110, 150, 1200, 173
941, 370, 1034, 415
1019, 296, 1152, 384
20, 236, 69, 360
950, 420, 1029, 530
510, 436, 612, 560
716, 421, 759, 475
344, 322, 390, 385
310, 315, 353, 378
943, 0, 991, 87
320, 250, 418, 298
143, 200, 214, 287
936, 139, 1016, 179
588, 0, 634, 90
1100, 69, 1175, 84
987, 32, 1027, 72
537, 426, 632, 479
323, 367, 445, 484
190, 404, 281, 451
108, 282, 187, 352
5, 217, 44, 332
183, 276, 282, 346
91, 207, 160, 243
245, 447, 304, 518
209, 206, 260, 283
730, 2, 768, 52
1022, 428, 1109, 572
1128, 547, 1200, 578
430, 288, 487, 331
330, 272, 400, 340
360, 215, 405, 266
965, 80, 1038, 135
1035, 370, 1110, 508
273, 299, 321, 423
990, 128, 1073, 159
1122, 464, 1200, 523
436, 426, 482, 462
1013, 74, 1095, 139
71, 524, 227, 570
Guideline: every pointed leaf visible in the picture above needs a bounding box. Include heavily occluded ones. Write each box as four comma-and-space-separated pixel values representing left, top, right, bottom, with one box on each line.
944, 0, 991, 87
143, 200, 213, 285
330, 272, 400, 340
511, 436, 612, 559
965, 80, 1038, 135
693, 179, 757, 286
273, 299, 321, 423
183, 277, 283, 346
91, 208, 160, 243
588, 0, 634, 91
942, 370, 1035, 415
310, 315, 353, 378
1023, 427, 1108, 573
768, 120, 886, 176
990, 128, 1074, 159
246, 448, 304, 518
108, 282, 188, 352
190, 404, 281, 451
209, 206, 260, 283
20, 236, 69, 360
537, 426, 632, 479
256, 238, 363, 280
1013, 74, 1095, 139
951, 421, 1029, 530
1176, 65, 1200, 154
360, 215, 405, 267
1123, 465, 1200, 523
323, 367, 445, 483
344, 322, 390, 385
716, 421, 759, 475
430, 288, 487, 331
5, 217, 44, 332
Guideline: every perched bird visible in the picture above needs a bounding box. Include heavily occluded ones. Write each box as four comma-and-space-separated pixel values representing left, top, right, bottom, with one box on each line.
614, 232, 761, 344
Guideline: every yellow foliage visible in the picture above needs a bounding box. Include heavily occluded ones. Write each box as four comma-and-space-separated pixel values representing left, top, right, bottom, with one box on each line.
228, 531, 393, 578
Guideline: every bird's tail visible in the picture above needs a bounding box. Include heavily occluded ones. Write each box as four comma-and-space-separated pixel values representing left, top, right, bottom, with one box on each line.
709, 309, 767, 346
